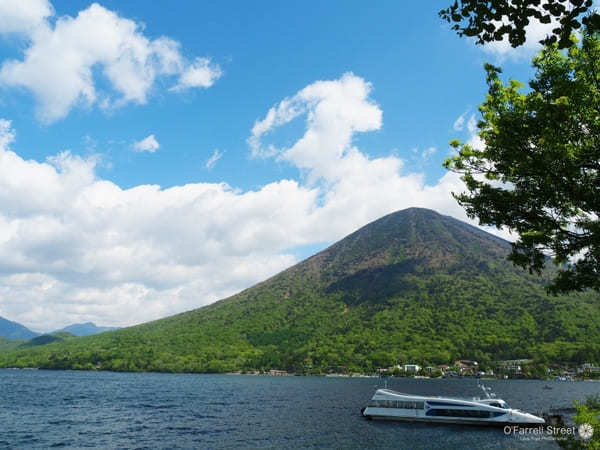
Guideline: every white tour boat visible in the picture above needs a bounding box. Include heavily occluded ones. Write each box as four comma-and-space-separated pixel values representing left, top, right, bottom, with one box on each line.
361, 382, 545, 426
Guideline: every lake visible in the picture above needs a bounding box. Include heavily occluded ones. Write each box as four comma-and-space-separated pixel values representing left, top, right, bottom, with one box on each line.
0, 370, 597, 449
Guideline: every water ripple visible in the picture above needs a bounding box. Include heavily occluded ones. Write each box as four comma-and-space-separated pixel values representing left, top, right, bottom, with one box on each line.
0, 370, 596, 449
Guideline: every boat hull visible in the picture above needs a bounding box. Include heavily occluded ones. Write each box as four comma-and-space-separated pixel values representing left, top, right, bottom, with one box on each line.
363, 413, 543, 427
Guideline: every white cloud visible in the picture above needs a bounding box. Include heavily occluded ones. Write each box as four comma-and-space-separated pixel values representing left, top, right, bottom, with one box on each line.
0, 118, 16, 149
450, 113, 485, 154
205, 148, 223, 169
466, 114, 477, 134
480, 14, 558, 60
0, 119, 319, 330
248, 73, 511, 242
0, 0, 53, 34
421, 146, 437, 159
171, 57, 222, 91
249, 72, 383, 182
453, 113, 466, 131
464, 113, 485, 151
0, 74, 514, 332
133, 134, 160, 153
0, 2, 222, 123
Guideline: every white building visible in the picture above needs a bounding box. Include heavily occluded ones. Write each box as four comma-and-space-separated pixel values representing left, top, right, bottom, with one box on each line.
579, 363, 600, 373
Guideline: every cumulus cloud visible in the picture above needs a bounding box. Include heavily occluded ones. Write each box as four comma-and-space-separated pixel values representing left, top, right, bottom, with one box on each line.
0, 74, 512, 331
247, 73, 472, 238
133, 134, 160, 153
249, 72, 383, 182
205, 148, 223, 169
0, 0, 53, 34
171, 58, 222, 91
0, 119, 319, 330
248, 73, 514, 242
0, 2, 222, 123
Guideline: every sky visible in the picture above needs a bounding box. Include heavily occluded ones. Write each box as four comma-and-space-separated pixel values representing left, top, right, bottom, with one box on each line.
0, 0, 562, 332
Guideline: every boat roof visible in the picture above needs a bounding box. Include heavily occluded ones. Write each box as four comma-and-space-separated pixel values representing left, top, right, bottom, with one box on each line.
374, 389, 507, 404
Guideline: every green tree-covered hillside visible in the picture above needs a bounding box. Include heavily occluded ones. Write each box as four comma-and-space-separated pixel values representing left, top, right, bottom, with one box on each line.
1, 208, 599, 373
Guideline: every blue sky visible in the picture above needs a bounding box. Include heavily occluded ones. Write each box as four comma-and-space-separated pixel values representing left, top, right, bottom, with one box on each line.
0, 0, 552, 331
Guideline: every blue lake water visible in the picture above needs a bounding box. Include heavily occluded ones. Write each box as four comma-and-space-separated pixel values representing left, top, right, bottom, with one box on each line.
0, 370, 598, 449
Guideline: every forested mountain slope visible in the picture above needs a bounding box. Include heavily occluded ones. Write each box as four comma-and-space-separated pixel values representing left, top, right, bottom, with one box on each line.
1, 208, 598, 372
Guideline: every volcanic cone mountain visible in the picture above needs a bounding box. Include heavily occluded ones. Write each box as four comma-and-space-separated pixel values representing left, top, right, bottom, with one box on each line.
1, 208, 599, 372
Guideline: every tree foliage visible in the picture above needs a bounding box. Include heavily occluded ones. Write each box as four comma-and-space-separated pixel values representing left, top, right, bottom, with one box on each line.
445, 31, 600, 293
557, 394, 600, 449
440, 0, 600, 49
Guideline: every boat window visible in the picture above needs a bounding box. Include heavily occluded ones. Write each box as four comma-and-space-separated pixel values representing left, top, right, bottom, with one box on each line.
367, 400, 425, 409
427, 401, 473, 407
489, 402, 501, 408
426, 409, 492, 418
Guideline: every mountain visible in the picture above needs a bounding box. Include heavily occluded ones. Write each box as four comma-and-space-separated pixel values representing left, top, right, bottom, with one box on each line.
0, 207, 599, 372
0, 316, 39, 340
19, 331, 76, 348
54, 322, 119, 337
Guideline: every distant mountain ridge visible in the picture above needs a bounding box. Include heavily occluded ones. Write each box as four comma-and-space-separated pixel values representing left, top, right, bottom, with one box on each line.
0, 207, 599, 372
0, 317, 118, 344
54, 322, 119, 337
0, 316, 39, 340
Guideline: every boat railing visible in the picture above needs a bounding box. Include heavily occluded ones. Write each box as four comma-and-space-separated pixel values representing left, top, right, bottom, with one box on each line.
477, 380, 497, 399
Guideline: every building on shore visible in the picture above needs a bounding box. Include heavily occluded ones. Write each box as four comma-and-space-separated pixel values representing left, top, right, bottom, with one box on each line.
578, 363, 600, 374
403, 364, 421, 373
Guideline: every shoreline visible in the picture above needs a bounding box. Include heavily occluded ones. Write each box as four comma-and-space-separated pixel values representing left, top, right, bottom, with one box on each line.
2, 367, 599, 381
